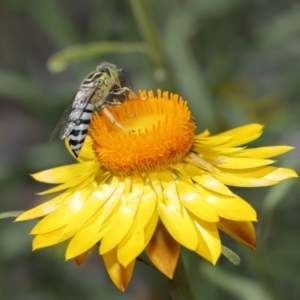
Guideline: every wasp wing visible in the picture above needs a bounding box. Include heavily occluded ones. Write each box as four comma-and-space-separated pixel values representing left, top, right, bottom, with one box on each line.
50, 83, 98, 141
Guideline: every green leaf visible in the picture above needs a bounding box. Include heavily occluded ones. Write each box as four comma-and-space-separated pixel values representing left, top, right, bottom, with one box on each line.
0, 211, 24, 219
201, 263, 272, 300
221, 245, 241, 266
48, 42, 150, 72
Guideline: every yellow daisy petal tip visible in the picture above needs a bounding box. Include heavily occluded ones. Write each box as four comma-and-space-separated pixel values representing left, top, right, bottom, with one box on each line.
103, 249, 135, 292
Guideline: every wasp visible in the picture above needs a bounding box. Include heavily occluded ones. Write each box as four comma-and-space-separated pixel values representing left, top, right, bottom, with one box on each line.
52, 62, 134, 157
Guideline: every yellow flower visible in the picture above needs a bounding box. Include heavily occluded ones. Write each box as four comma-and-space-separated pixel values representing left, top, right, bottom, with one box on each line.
16, 90, 297, 291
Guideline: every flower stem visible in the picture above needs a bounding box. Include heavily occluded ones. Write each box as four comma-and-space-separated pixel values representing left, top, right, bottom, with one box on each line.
129, 0, 164, 68
129, 0, 177, 90
168, 253, 195, 300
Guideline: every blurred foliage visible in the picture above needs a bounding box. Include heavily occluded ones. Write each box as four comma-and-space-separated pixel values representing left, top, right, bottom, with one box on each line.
0, 0, 300, 299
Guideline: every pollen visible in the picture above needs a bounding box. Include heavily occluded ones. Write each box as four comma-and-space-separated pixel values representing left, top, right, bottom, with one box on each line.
90, 90, 195, 176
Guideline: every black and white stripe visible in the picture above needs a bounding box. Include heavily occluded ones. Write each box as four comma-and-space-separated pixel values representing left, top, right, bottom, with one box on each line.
68, 103, 94, 157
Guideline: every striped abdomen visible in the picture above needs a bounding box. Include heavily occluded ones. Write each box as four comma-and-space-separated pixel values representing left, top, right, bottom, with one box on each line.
68, 103, 94, 157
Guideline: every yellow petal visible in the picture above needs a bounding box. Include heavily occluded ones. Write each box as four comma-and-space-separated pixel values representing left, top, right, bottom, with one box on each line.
100, 177, 143, 254
196, 129, 210, 138
218, 218, 256, 249
15, 192, 67, 221
176, 180, 219, 222
208, 147, 245, 155
66, 230, 104, 260
32, 229, 73, 249
64, 135, 96, 162
158, 202, 198, 250
37, 170, 96, 195
144, 210, 159, 247
136, 184, 157, 232
148, 171, 163, 199
233, 146, 294, 158
117, 185, 159, 267
184, 163, 233, 196
195, 136, 232, 146
103, 248, 135, 291
223, 132, 262, 147
217, 124, 263, 136
159, 170, 181, 210
213, 157, 274, 169
145, 221, 180, 279
31, 185, 96, 234
216, 124, 263, 147
77, 136, 96, 162
61, 176, 119, 235
194, 217, 221, 264
263, 167, 298, 181
66, 180, 125, 259
117, 222, 144, 268
215, 167, 297, 187
195, 184, 257, 221
32, 161, 96, 184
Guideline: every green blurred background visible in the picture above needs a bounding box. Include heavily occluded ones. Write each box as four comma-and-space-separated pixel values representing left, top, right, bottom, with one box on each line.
1, 0, 300, 299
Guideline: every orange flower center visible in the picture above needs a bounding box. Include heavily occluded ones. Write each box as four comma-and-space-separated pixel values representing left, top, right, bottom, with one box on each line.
90, 90, 195, 176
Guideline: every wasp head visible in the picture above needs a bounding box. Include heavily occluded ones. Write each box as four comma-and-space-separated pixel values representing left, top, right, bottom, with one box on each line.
96, 62, 119, 81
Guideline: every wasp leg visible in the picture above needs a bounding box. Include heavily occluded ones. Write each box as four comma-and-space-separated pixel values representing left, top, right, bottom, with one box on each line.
111, 87, 145, 100
111, 86, 133, 95
102, 107, 133, 132
106, 101, 122, 107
